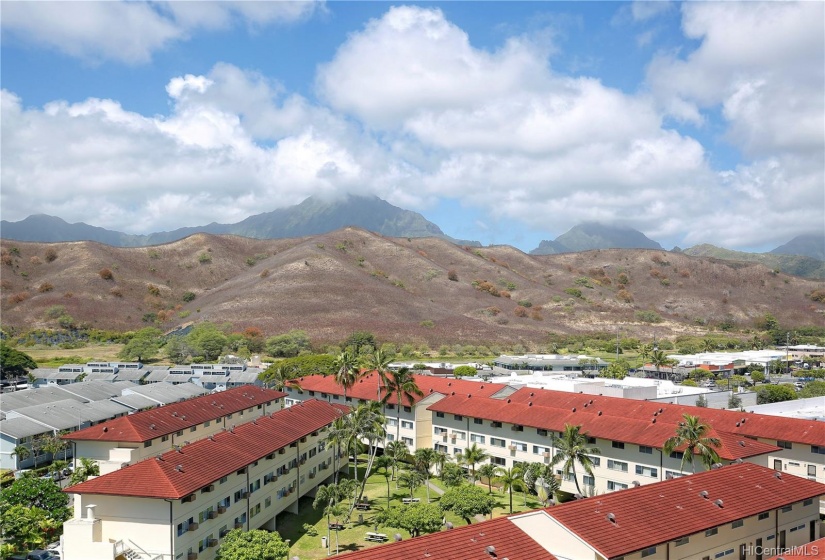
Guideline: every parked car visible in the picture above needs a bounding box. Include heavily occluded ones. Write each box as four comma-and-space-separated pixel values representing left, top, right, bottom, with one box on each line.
9, 550, 57, 560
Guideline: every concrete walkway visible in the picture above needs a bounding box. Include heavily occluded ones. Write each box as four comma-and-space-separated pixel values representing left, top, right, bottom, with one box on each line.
427, 480, 445, 496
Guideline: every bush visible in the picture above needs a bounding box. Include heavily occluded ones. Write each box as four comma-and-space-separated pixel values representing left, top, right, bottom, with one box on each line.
198, 252, 212, 264
98, 268, 113, 280
453, 365, 477, 377
514, 306, 528, 317
616, 289, 633, 303
420, 320, 435, 328
483, 307, 500, 317
7, 292, 29, 304
810, 289, 825, 303
147, 284, 161, 296
44, 248, 58, 262
517, 300, 532, 308
635, 310, 662, 323
564, 288, 582, 299
182, 291, 196, 303
38, 282, 54, 293
260, 268, 270, 278
45, 305, 66, 319
110, 287, 123, 298
531, 309, 544, 321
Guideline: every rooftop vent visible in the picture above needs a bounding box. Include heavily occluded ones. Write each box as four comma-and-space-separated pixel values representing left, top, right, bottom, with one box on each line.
528, 402, 533, 407
590, 400, 594, 405
181, 415, 186, 420
738, 440, 746, 446
172, 411, 178, 416
530, 392, 534, 397
712, 463, 723, 469
150, 424, 156, 430
774, 471, 782, 479
606, 513, 616, 524
468, 394, 471, 398
486, 545, 496, 555
103, 427, 108, 432
175, 445, 182, 453
598, 411, 602, 416
734, 458, 743, 464
572, 407, 576, 412
651, 418, 656, 424
714, 499, 724, 508
507, 399, 511, 403
445, 522, 454, 529
736, 422, 741, 427
394, 534, 402, 542
176, 464, 183, 472
209, 436, 215, 442
632, 481, 640, 487
699, 490, 709, 499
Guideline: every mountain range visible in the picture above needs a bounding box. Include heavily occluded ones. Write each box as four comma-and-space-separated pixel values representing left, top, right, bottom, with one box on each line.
1, 195, 822, 278
2, 229, 822, 344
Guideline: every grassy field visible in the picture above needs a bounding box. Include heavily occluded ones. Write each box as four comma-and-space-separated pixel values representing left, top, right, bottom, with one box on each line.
274, 460, 546, 559
23, 343, 125, 366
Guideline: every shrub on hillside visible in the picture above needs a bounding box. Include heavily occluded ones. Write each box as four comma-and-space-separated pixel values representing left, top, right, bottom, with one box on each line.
617, 272, 629, 285
514, 306, 528, 317
147, 284, 161, 296
7, 292, 29, 304
110, 287, 123, 298
810, 289, 825, 303
38, 282, 54, 293
182, 291, 196, 302
635, 310, 662, 323
99, 268, 113, 280
616, 289, 633, 303
44, 248, 58, 262
447, 269, 459, 282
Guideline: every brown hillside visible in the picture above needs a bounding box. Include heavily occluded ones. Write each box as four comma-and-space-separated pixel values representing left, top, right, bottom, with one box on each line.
1, 230, 822, 345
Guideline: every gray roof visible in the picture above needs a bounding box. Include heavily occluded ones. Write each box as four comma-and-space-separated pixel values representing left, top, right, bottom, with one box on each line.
57, 380, 135, 401
227, 371, 261, 384
122, 381, 207, 405
0, 416, 53, 440
200, 373, 230, 383
165, 373, 196, 383
143, 370, 171, 383
29, 368, 59, 380
84, 372, 117, 382
114, 369, 150, 382
0, 386, 87, 413
8, 399, 131, 431
111, 393, 160, 411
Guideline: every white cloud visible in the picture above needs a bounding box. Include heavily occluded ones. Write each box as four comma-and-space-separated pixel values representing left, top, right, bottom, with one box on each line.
0, 1, 322, 64
630, 1, 673, 22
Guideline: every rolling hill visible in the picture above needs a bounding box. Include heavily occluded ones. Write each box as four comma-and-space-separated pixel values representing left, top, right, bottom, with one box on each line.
2, 230, 822, 345
530, 223, 663, 255
682, 244, 825, 280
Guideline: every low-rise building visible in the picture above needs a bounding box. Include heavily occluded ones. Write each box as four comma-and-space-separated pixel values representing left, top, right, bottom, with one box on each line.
65, 386, 285, 474
63, 399, 348, 560
492, 354, 608, 375
340, 463, 824, 560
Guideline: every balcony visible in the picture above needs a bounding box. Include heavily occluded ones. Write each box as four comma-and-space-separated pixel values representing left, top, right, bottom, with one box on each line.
207, 510, 218, 520
217, 506, 227, 514
208, 539, 218, 548
188, 522, 199, 532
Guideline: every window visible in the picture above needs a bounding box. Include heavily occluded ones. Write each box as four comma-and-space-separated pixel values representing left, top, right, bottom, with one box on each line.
638, 445, 653, 454
635, 465, 657, 478
731, 519, 743, 529
583, 475, 595, 487
537, 428, 548, 436
435, 412, 444, 418
401, 421, 413, 430
804, 498, 814, 506
715, 549, 734, 559
670, 451, 684, 460
190, 426, 197, 433
265, 497, 271, 508
612, 441, 625, 449
474, 418, 483, 425
387, 418, 398, 426
204, 421, 211, 428
607, 460, 628, 472
808, 465, 817, 477
219, 476, 228, 484
490, 437, 506, 447
386, 433, 395, 441
491, 421, 502, 428
470, 434, 485, 444
781, 505, 792, 513
404, 406, 412, 413
144, 440, 153, 448
453, 431, 466, 440
777, 440, 792, 449
512, 425, 524, 432
641, 547, 656, 558
533, 445, 550, 455
812, 445, 825, 455
454, 448, 462, 456
161, 435, 169, 442
674, 537, 689, 546
402, 437, 413, 446
434, 444, 447, 453
309, 391, 315, 396
512, 442, 527, 452
345, 397, 352, 402
176, 430, 183, 437
591, 457, 600, 467
705, 528, 718, 537
607, 480, 628, 490
454, 415, 463, 421
491, 456, 506, 466
332, 394, 339, 400
758, 512, 770, 520
434, 427, 447, 435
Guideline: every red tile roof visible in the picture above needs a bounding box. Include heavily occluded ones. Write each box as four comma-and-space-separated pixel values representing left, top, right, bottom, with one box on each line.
766, 537, 825, 560
426, 394, 778, 461
295, 373, 508, 406
546, 463, 825, 558
64, 386, 285, 443
65, 399, 347, 499
505, 387, 825, 447
337, 514, 557, 560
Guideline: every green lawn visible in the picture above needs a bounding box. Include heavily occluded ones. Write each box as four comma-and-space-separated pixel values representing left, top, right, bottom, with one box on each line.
273, 460, 548, 559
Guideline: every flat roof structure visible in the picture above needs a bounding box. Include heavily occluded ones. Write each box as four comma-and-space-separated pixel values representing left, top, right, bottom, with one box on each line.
7, 399, 132, 432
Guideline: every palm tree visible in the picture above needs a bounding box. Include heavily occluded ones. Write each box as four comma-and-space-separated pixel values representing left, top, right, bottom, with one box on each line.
361, 348, 394, 400
384, 440, 409, 485
496, 466, 523, 514
68, 457, 100, 486
382, 367, 423, 442
650, 349, 673, 380
313, 479, 356, 556
477, 463, 497, 494
638, 343, 653, 364
663, 414, 722, 473
398, 468, 425, 499
535, 467, 561, 506
264, 364, 302, 392
351, 401, 387, 506
413, 448, 437, 502
702, 338, 716, 353
433, 448, 450, 480
327, 416, 350, 484
551, 424, 600, 496
11, 444, 30, 469
461, 443, 488, 483
375, 454, 393, 508
30, 434, 48, 470
334, 349, 360, 398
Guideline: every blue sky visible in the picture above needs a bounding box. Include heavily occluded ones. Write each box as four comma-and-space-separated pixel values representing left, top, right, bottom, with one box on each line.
1, 1, 822, 252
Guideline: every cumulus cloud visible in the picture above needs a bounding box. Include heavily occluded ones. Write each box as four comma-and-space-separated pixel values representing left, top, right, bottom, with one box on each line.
1, 4, 821, 251
0, 0, 322, 64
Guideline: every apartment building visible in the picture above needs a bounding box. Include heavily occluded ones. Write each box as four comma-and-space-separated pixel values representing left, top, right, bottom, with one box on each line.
428, 391, 778, 496
339, 464, 824, 560
284, 373, 509, 450
63, 399, 348, 560
65, 386, 285, 474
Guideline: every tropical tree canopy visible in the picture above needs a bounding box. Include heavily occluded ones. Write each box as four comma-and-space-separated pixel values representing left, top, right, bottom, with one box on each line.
215, 529, 289, 560
379, 502, 443, 537
0, 343, 37, 378
663, 414, 721, 473
550, 424, 600, 496
439, 484, 496, 524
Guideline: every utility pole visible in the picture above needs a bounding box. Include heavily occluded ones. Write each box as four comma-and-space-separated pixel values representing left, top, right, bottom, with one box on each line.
786, 332, 790, 375
615, 325, 620, 361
